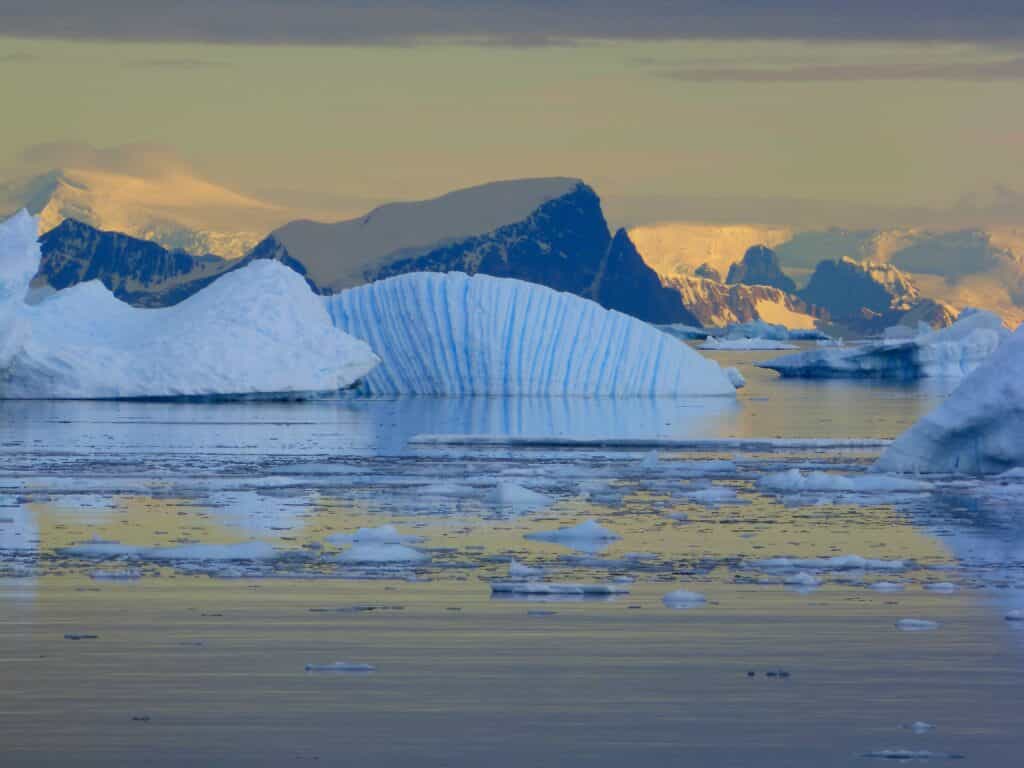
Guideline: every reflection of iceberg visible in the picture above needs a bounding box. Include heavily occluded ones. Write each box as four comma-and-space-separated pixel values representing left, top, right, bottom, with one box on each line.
0, 211, 378, 399
326, 271, 735, 396
877, 324, 1024, 475
757, 309, 1008, 381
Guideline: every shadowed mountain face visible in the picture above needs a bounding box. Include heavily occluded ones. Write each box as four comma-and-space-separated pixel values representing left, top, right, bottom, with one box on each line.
726, 245, 797, 293
33, 180, 701, 326
36, 219, 234, 307
247, 180, 701, 325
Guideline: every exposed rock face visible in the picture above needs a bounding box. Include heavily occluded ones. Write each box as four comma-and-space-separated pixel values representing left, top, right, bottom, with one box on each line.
248, 179, 701, 325
36, 219, 235, 307
661, 274, 820, 328
694, 262, 722, 282
726, 245, 797, 293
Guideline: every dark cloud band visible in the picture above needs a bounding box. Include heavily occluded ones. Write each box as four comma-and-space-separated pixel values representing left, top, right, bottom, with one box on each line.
2, 1, 1024, 45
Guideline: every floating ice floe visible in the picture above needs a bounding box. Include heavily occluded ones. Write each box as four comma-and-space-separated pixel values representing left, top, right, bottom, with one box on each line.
896, 618, 940, 632
751, 555, 909, 572
724, 367, 746, 388
490, 582, 629, 597
923, 582, 958, 593
325, 271, 736, 396
758, 469, 931, 494
662, 589, 707, 607
0, 210, 378, 399
875, 321, 1024, 475
699, 337, 798, 351
335, 542, 428, 564
491, 483, 552, 513
325, 525, 423, 547
869, 581, 906, 593
861, 748, 963, 761
508, 559, 546, 578
757, 308, 1008, 381
904, 721, 937, 734
1005, 609, 1024, 622
782, 572, 821, 589
681, 486, 743, 506
524, 520, 621, 553
61, 539, 281, 562
304, 662, 376, 673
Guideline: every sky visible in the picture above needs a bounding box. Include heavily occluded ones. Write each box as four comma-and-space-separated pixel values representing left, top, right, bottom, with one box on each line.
2, 1, 1024, 229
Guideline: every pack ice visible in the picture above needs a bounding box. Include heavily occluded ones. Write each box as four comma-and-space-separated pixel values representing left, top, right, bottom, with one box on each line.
325, 271, 736, 396
876, 322, 1024, 474
0, 211, 378, 398
755, 309, 1008, 380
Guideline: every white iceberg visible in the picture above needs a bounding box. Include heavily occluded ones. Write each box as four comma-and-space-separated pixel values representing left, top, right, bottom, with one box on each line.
325, 271, 736, 396
895, 618, 939, 632
0, 210, 378, 399
756, 308, 1008, 380
875, 322, 1024, 475
758, 469, 931, 494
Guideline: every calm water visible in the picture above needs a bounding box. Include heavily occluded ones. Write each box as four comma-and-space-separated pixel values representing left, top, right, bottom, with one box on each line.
2, 349, 1022, 766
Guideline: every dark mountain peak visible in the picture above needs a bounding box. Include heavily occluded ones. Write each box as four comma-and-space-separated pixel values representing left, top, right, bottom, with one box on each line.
726, 245, 796, 293
694, 262, 722, 282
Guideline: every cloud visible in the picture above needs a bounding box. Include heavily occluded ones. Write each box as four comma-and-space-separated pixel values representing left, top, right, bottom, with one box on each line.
17, 142, 193, 176
657, 55, 1024, 82
3, 1, 1024, 45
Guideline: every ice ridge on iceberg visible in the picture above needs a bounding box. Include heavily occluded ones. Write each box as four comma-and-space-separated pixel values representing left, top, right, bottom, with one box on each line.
324, 271, 735, 396
755, 308, 1008, 380
0, 211, 379, 399
875, 322, 1024, 475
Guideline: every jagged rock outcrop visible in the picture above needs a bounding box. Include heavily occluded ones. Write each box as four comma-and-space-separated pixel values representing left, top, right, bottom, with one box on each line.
661, 274, 820, 328
726, 245, 796, 293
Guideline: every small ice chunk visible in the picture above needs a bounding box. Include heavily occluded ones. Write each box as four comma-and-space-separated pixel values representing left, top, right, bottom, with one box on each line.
783, 571, 821, 588
683, 486, 740, 506
1005, 609, 1024, 622
752, 555, 907, 572
667, 512, 690, 522
759, 468, 931, 494
90, 568, 142, 581
861, 748, 963, 760
896, 618, 939, 632
491, 482, 552, 512
490, 582, 629, 596
906, 721, 937, 734
336, 543, 428, 564
304, 662, 376, 673
508, 559, 545, 578
525, 519, 621, 548
325, 525, 423, 546
725, 367, 746, 389
639, 450, 660, 470
662, 589, 707, 608
870, 581, 906, 593
923, 582, 958, 593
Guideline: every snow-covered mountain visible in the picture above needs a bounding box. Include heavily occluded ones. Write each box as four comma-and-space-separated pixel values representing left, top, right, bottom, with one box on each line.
250, 178, 698, 325
0, 165, 285, 259
632, 222, 1024, 328
661, 274, 819, 329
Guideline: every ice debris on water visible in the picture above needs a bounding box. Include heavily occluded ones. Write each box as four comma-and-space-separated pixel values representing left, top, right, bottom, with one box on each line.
524, 520, 621, 551
758, 469, 930, 494
508, 559, 545, 578
923, 583, 958, 593
325, 525, 423, 546
751, 555, 908, 572
305, 662, 376, 673
870, 582, 906, 593
861, 748, 963, 760
1005, 609, 1024, 622
491, 482, 552, 512
896, 619, 940, 632
490, 582, 629, 597
662, 589, 707, 608
903, 722, 937, 734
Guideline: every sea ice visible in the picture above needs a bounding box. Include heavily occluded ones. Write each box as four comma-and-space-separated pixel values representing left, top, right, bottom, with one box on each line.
699, 337, 798, 351
758, 469, 931, 494
325, 525, 423, 546
757, 308, 1008, 381
0, 210, 378, 398
304, 662, 376, 673
724, 367, 746, 388
335, 542, 428, 564
1005, 609, 1024, 622
662, 589, 707, 607
869, 581, 906, 592
491, 482, 552, 512
875, 322, 1024, 475
524, 520, 621, 552
896, 619, 940, 632
490, 582, 629, 596
923, 582, 958, 593
752, 555, 908, 572
508, 559, 545, 578
325, 271, 736, 396
861, 749, 963, 760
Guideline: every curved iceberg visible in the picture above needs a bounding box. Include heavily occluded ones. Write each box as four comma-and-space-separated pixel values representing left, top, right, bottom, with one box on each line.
876, 323, 1024, 475
756, 309, 1008, 380
0, 211, 378, 399
325, 271, 735, 396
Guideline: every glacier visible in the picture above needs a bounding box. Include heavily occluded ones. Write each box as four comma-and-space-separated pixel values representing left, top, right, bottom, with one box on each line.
875, 322, 1024, 474
755, 308, 1008, 380
325, 271, 736, 396
0, 210, 379, 399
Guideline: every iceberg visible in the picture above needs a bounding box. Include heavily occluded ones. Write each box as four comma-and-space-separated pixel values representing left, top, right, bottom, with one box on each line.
875, 322, 1024, 474
755, 308, 1008, 380
0, 210, 378, 399
325, 271, 736, 396
699, 337, 798, 351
